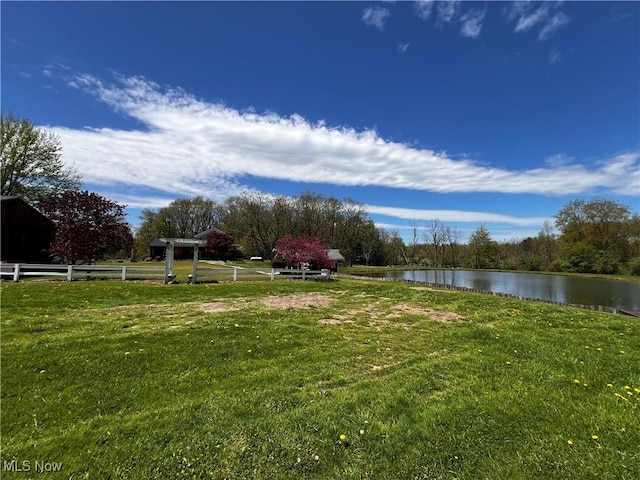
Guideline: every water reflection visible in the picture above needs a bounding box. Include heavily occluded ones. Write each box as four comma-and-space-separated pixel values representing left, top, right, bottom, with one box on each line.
369, 270, 639, 311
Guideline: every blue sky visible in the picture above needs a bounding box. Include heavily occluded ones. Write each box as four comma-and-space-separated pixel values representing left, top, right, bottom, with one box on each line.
3, 1, 639, 242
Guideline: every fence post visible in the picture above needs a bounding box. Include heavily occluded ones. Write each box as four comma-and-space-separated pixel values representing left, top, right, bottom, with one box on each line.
122, 266, 127, 281
271, 268, 275, 281
13, 264, 20, 282
67, 265, 73, 281
302, 269, 306, 280
233, 267, 238, 282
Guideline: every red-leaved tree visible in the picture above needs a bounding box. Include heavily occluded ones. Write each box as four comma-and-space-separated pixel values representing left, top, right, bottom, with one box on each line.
39, 190, 133, 264
273, 235, 331, 269
205, 231, 241, 260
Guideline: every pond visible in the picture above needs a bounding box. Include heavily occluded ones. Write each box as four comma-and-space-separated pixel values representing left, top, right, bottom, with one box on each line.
364, 270, 640, 311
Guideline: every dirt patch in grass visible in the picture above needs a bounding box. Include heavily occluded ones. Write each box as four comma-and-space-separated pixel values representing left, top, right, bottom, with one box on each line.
198, 301, 248, 313
320, 299, 462, 328
197, 293, 335, 312
259, 293, 334, 309
387, 304, 461, 323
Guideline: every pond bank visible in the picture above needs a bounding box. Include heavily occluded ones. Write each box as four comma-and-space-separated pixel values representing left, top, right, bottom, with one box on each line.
339, 273, 637, 315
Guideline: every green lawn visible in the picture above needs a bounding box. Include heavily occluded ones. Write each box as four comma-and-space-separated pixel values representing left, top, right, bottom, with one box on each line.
1, 278, 638, 479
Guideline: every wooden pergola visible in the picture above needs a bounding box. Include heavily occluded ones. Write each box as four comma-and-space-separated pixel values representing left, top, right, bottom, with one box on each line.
159, 238, 207, 284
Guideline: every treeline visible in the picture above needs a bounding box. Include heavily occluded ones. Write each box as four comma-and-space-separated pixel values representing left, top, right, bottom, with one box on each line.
134, 192, 406, 266
405, 199, 640, 275
135, 194, 640, 275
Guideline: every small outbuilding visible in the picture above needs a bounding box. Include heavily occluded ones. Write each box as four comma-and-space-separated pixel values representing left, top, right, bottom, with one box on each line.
1, 196, 55, 263
327, 249, 345, 273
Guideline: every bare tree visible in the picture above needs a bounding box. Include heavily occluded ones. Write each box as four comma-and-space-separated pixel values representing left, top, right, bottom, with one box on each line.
537, 219, 557, 269
444, 226, 461, 268
408, 219, 421, 265
425, 219, 445, 268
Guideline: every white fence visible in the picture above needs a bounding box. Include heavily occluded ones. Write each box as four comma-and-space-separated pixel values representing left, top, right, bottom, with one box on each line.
195, 266, 330, 283
1, 263, 165, 282
1, 263, 330, 283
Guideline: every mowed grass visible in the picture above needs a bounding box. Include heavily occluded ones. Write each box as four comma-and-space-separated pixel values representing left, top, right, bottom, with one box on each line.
1, 278, 639, 479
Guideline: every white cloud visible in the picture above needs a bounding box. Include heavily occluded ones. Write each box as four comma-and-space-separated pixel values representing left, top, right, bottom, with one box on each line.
366, 205, 551, 227
44, 72, 640, 209
544, 153, 572, 167
460, 8, 486, 39
539, 12, 570, 41
506, 1, 570, 40
362, 6, 390, 30
398, 42, 411, 53
414, 0, 435, 20
416, 1, 484, 39
436, 0, 460, 25
513, 4, 548, 32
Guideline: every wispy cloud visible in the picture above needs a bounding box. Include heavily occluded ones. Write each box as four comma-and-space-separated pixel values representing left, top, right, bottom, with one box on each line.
42, 71, 640, 209
436, 0, 460, 26
397, 42, 411, 53
460, 8, 487, 39
545, 153, 572, 167
538, 12, 570, 41
414, 0, 435, 20
505, 1, 570, 41
548, 48, 562, 65
415, 0, 484, 39
362, 6, 390, 30
366, 205, 551, 227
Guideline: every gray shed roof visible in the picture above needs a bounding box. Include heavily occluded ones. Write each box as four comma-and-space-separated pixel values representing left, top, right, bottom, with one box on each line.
194, 227, 227, 240
327, 249, 345, 262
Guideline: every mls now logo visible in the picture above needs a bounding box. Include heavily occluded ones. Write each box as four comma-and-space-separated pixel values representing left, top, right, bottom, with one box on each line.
3, 459, 63, 473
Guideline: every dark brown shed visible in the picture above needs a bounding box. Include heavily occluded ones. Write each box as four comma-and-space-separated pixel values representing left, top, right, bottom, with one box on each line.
1, 196, 55, 263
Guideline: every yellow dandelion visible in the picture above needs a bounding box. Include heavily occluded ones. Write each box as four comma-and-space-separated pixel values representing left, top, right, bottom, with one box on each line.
614, 393, 630, 402
626, 391, 633, 396
573, 379, 581, 384
596, 347, 602, 351
339, 434, 347, 441
506, 361, 511, 365
620, 350, 625, 354
567, 439, 574, 445
247, 349, 252, 353
124, 352, 131, 355
234, 324, 239, 327
607, 383, 614, 387
634, 388, 640, 393
591, 435, 599, 440
39, 370, 45, 374
624, 385, 631, 390
583, 383, 588, 387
